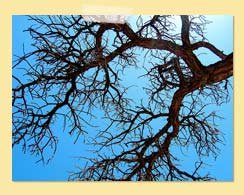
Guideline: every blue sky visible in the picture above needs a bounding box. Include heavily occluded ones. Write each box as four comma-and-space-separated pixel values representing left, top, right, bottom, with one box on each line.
12, 15, 233, 181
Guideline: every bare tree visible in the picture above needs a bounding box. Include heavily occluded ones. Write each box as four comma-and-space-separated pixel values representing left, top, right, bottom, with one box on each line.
12, 15, 233, 181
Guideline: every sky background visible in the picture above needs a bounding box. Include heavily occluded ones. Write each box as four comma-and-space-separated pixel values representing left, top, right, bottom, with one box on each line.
12, 15, 233, 181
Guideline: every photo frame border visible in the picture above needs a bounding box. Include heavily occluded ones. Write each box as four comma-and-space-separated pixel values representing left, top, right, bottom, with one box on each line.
0, 0, 243, 194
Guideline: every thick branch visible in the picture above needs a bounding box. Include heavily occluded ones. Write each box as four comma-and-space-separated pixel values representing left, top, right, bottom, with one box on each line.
206, 53, 233, 83
191, 41, 227, 59
181, 15, 191, 46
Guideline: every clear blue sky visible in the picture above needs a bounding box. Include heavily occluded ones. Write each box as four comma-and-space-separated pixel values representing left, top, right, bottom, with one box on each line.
12, 15, 233, 181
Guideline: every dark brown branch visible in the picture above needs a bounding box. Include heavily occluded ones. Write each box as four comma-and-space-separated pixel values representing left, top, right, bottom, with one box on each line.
191, 41, 227, 59
181, 15, 191, 46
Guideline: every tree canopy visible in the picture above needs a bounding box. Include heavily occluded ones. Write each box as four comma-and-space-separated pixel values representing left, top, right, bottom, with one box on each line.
12, 15, 233, 181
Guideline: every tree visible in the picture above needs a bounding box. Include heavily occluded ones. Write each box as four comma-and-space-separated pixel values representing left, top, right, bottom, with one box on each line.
12, 15, 233, 181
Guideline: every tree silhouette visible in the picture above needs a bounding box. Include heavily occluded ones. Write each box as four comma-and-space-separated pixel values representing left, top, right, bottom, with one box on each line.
12, 15, 233, 181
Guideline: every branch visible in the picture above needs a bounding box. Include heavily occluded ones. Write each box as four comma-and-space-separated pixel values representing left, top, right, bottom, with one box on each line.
191, 41, 227, 59
181, 15, 191, 46
207, 53, 233, 83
